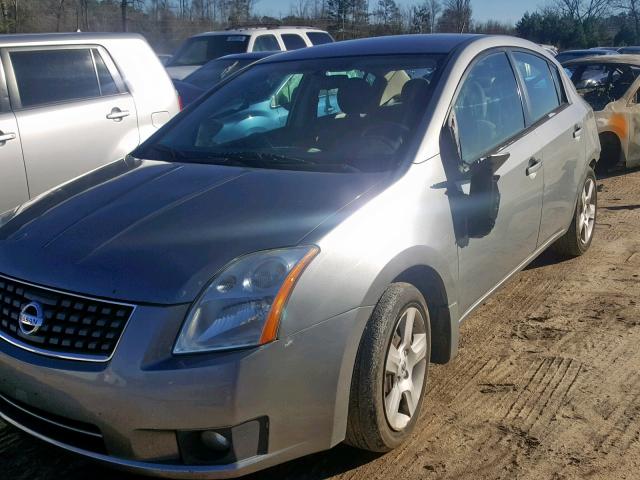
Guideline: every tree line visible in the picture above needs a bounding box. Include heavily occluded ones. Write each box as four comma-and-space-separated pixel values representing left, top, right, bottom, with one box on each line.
0, 1, 638, 54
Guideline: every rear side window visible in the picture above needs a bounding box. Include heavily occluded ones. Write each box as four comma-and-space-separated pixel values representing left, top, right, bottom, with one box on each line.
282, 34, 307, 50
91, 49, 119, 96
513, 52, 561, 122
11, 48, 102, 108
253, 35, 281, 52
453, 52, 525, 163
306, 32, 333, 45
549, 63, 568, 104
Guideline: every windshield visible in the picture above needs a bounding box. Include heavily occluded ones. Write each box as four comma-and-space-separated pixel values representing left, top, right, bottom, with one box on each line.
168, 35, 250, 67
184, 58, 254, 90
137, 54, 445, 173
567, 63, 640, 110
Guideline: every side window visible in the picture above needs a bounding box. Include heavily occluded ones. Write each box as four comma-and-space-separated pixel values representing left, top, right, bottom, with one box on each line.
92, 49, 119, 96
549, 64, 568, 105
453, 52, 525, 164
253, 35, 281, 52
282, 34, 307, 50
10, 48, 100, 108
306, 32, 334, 45
512, 52, 561, 122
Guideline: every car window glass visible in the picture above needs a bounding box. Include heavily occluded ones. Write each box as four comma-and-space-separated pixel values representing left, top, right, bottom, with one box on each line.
253, 35, 281, 52
186, 59, 249, 89
513, 52, 560, 122
306, 32, 333, 45
549, 63, 568, 104
142, 54, 445, 174
282, 34, 307, 50
11, 48, 100, 108
168, 35, 249, 67
453, 52, 525, 164
92, 49, 119, 96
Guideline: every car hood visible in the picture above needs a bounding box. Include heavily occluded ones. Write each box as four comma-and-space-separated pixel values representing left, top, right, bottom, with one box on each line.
0, 158, 387, 305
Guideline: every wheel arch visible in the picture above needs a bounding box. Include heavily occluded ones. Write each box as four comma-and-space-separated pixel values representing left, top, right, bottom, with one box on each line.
362, 247, 459, 365
599, 130, 624, 169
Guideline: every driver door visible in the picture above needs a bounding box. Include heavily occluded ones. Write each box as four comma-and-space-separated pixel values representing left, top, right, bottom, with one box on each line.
446, 51, 544, 316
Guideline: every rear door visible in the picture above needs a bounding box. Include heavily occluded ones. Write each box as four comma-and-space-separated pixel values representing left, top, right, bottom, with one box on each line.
2, 45, 139, 197
446, 50, 544, 315
511, 50, 583, 244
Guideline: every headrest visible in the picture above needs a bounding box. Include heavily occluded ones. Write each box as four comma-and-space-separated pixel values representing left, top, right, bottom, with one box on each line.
401, 78, 432, 104
337, 78, 375, 115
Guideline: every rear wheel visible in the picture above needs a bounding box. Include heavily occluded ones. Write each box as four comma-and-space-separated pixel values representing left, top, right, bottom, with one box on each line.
345, 283, 430, 452
552, 167, 597, 257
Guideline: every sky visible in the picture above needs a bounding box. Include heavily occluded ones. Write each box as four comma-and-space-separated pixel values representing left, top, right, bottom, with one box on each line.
257, 0, 537, 26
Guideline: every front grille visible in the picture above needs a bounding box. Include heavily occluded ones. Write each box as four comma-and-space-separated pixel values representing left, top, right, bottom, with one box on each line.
0, 274, 134, 361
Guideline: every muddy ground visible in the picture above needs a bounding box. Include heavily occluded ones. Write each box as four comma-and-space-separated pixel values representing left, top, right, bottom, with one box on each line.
2, 168, 640, 480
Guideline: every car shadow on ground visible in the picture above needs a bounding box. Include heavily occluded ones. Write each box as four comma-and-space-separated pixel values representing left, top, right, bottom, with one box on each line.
91, 443, 380, 480
525, 248, 568, 271
8, 424, 381, 480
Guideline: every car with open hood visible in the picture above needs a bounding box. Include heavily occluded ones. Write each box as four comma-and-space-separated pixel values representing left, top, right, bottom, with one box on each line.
0, 34, 599, 478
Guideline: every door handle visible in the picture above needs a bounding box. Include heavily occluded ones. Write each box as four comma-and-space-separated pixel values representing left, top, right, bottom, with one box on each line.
0, 131, 16, 144
106, 108, 130, 121
573, 124, 583, 138
526, 157, 542, 176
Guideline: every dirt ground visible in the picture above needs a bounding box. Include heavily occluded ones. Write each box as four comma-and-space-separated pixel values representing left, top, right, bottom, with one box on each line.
2, 168, 640, 480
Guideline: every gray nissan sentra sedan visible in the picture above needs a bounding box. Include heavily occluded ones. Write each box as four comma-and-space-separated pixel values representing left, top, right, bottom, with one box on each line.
0, 35, 599, 478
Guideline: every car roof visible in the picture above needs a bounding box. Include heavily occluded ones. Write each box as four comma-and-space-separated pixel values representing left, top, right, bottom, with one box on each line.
216, 51, 278, 61
0, 32, 145, 46
193, 27, 326, 37
560, 49, 613, 54
563, 54, 640, 66
257, 34, 484, 63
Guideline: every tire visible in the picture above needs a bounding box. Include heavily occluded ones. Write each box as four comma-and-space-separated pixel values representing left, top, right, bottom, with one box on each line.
552, 167, 597, 257
345, 283, 431, 452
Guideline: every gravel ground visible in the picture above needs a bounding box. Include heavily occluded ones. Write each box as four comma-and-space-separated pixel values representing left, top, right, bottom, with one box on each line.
2, 168, 640, 480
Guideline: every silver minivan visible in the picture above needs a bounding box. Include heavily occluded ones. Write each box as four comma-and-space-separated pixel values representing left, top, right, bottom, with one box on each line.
0, 33, 180, 213
0, 35, 599, 478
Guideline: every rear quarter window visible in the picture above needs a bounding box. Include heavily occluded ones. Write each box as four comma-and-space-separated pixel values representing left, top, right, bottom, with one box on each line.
512, 51, 561, 123
306, 32, 334, 45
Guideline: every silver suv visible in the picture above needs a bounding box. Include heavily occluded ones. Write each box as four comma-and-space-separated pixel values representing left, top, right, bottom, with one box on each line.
0, 35, 599, 478
0, 33, 180, 213
165, 26, 334, 79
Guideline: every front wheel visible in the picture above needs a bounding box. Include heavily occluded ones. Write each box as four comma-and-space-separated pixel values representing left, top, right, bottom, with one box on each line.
345, 283, 430, 452
552, 167, 597, 257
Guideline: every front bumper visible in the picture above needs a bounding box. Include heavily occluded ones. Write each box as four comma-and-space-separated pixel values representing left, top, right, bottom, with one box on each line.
0, 303, 373, 478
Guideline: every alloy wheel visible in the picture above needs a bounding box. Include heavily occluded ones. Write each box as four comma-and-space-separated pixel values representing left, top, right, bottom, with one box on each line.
578, 177, 596, 246
383, 306, 428, 431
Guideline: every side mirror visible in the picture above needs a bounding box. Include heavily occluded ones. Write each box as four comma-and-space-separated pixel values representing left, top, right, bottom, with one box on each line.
462, 151, 508, 238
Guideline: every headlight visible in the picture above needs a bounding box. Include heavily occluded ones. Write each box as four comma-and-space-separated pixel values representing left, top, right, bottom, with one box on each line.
174, 246, 319, 354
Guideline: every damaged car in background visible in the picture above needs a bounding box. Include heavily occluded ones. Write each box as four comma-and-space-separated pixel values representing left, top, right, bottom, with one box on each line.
563, 55, 640, 170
